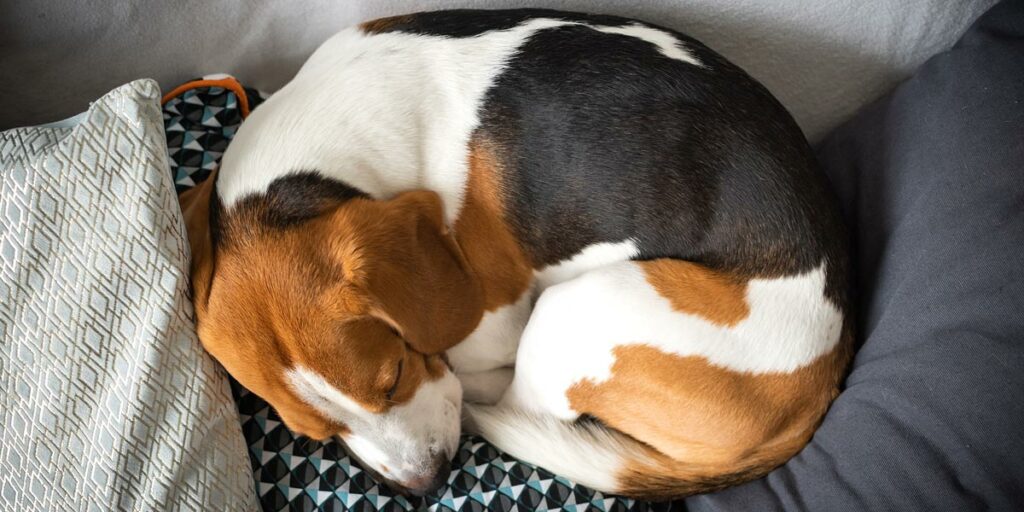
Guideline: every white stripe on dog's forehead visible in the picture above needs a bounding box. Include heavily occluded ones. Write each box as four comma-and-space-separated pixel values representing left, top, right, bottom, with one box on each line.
286, 366, 372, 422
286, 364, 463, 482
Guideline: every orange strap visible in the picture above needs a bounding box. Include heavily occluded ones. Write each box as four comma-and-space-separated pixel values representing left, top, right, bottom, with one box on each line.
160, 76, 252, 118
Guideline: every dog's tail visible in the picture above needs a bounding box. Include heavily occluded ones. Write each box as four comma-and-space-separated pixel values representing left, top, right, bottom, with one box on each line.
466, 404, 783, 501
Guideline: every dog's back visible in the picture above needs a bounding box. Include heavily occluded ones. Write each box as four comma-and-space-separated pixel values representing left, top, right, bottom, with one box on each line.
202, 9, 852, 499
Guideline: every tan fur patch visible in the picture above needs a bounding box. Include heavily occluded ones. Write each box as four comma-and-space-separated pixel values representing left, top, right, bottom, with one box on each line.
568, 345, 845, 464
567, 323, 853, 499
359, 15, 414, 34
184, 184, 482, 440
178, 171, 216, 315
453, 136, 534, 311
184, 135, 533, 441
638, 259, 750, 326
180, 174, 344, 439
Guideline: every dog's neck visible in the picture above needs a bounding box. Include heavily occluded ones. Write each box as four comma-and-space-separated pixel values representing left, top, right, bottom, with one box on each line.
450, 139, 535, 313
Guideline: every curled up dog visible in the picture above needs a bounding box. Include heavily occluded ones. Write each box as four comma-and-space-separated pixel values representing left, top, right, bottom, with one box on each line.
179, 9, 852, 500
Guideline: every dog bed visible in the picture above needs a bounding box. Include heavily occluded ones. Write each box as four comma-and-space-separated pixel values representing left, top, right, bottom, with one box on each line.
163, 76, 656, 512
163, 4, 1024, 507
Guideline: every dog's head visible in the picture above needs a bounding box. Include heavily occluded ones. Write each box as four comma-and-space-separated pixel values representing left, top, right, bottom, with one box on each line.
179, 173, 484, 494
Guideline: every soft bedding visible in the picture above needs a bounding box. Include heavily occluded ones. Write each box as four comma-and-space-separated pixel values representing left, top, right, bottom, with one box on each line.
163, 4, 1024, 503
0, 80, 256, 510
3, 2, 1019, 509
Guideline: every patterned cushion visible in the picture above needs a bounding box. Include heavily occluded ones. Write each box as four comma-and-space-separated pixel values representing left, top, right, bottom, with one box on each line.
0, 80, 257, 510
165, 79, 659, 511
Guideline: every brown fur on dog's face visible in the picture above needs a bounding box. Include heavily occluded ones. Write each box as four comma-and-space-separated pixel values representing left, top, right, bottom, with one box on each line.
180, 178, 483, 485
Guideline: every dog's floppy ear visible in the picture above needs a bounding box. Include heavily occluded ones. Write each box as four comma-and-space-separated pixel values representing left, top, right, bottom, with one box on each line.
364, 190, 485, 355
178, 173, 217, 317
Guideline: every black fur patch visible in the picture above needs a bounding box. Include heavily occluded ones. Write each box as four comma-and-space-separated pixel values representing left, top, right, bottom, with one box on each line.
230, 171, 368, 230
418, 11, 851, 308
302, 10, 848, 309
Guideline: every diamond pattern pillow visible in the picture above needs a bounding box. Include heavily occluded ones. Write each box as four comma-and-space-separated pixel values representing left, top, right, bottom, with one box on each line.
0, 80, 257, 510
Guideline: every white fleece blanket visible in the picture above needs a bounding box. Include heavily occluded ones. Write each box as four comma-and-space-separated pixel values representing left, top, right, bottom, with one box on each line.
0, 0, 997, 140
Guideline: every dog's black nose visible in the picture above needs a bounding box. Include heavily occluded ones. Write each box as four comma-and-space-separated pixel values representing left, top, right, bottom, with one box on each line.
398, 453, 451, 497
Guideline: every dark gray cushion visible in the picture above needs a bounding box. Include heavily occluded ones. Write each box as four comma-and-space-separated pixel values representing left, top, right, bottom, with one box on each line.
687, 1, 1024, 510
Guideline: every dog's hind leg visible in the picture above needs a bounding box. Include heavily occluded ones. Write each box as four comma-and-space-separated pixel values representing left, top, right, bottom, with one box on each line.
448, 282, 534, 407
468, 258, 847, 498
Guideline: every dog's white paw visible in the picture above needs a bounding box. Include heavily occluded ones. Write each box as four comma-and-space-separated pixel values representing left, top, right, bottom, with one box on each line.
457, 367, 514, 406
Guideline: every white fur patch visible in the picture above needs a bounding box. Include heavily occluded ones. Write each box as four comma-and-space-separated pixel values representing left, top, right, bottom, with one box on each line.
287, 365, 375, 421
466, 404, 629, 492
215, 20, 701, 223
457, 368, 514, 405
217, 18, 570, 223
505, 261, 843, 419
534, 240, 640, 290
449, 240, 640, 377
593, 23, 702, 66
446, 284, 534, 374
285, 366, 462, 483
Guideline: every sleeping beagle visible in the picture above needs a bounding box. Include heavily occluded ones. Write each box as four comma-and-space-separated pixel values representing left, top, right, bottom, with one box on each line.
179, 9, 851, 499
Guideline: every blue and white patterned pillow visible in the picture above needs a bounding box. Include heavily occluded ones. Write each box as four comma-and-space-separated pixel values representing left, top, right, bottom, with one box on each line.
0, 80, 257, 510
